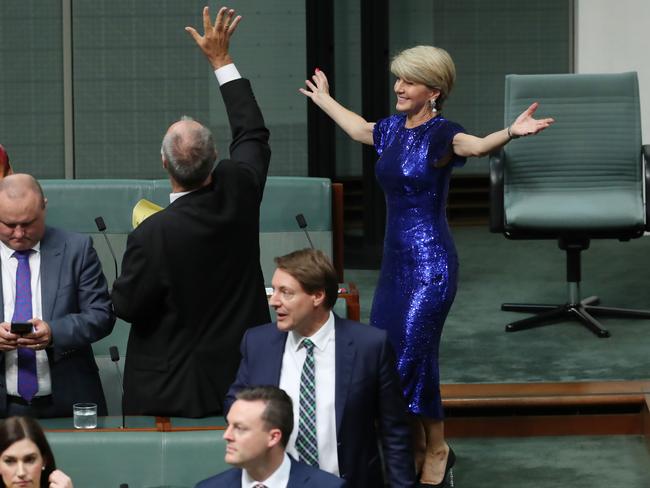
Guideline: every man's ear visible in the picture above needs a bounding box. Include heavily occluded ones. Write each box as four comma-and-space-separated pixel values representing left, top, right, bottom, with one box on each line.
312, 289, 326, 308
268, 428, 282, 448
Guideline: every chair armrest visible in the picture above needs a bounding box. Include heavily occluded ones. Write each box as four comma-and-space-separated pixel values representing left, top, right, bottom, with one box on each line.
643, 144, 650, 231
489, 149, 505, 233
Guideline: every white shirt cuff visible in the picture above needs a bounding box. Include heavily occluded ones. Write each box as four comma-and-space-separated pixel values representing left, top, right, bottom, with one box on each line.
214, 64, 241, 86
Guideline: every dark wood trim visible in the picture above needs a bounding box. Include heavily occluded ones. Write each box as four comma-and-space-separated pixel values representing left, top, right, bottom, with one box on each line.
339, 282, 360, 321
446, 413, 644, 438
305, 0, 335, 178
443, 380, 650, 437
643, 395, 650, 450
43, 427, 159, 433
165, 425, 227, 432
360, 0, 388, 257
157, 417, 172, 432
442, 380, 650, 406
332, 182, 345, 282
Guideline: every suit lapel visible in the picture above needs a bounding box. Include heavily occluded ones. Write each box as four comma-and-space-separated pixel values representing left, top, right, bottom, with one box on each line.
39, 228, 65, 321
287, 458, 309, 487
267, 326, 288, 386
334, 317, 355, 434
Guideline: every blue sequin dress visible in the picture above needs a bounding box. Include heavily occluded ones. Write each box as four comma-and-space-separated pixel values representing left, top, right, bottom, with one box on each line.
370, 113, 466, 419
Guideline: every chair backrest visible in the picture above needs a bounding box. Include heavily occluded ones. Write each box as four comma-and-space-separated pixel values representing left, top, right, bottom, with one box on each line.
502, 72, 645, 235
46, 430, 227, 488
41, 177, 334, 283
39, 177, 338, 415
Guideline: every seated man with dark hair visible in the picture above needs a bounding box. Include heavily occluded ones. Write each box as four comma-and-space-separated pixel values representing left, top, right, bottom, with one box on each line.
197, 385, 345, 487
226, 249, 415, 488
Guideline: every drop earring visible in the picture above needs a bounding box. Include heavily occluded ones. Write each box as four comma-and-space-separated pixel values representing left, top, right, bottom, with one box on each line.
430, 99, 437, 113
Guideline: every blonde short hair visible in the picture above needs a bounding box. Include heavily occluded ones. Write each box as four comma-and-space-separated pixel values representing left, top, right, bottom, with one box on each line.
390, 45, 456, 109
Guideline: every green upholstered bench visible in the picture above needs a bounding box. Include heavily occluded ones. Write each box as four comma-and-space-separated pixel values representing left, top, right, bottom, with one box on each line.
45, 429, 228, 488
39, 178, 343, 415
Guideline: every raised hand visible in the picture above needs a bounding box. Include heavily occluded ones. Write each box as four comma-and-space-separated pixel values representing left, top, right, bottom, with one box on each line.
186, 6, 242, 69
299, 68, 331, 104
48, 469, 74, 488
509, 102, 555, 138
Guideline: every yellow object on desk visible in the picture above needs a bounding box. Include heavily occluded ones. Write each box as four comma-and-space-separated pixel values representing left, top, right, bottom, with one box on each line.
132, 199, 163, 229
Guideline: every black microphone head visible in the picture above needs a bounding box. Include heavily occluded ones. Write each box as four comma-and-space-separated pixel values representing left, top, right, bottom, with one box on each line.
295, 213, 307, 229
94, 216, 107, 232
109, 346, 120, 362
119, 485, 129, 488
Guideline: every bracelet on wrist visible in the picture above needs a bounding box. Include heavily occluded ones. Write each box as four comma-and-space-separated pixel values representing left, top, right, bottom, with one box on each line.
507, 125, 520, 140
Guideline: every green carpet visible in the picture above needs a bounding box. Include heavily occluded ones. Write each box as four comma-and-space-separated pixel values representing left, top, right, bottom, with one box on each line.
345, 226, 650, 384
450, 436, 650, 488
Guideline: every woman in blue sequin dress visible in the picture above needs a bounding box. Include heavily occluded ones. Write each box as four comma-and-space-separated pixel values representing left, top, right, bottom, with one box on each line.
300, 46, 553, 486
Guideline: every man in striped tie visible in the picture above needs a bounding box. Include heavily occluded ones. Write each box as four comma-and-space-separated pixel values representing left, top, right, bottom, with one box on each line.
196, 386, 345, 488
226, 249, 415, 488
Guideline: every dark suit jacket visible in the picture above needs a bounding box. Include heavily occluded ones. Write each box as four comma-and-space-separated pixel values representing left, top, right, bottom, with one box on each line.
195, 457, 347, 488
0, 227, 115, 417
112, 78, 271, 418
226, 316, 416, 488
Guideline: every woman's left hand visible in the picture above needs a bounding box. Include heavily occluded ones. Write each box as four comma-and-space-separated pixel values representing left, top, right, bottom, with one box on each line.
510, 102, 555, 137
49, 469, 73, 488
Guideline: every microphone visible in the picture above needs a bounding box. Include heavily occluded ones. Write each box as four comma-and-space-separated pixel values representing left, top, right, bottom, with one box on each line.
109, 346, 126, 430
94, 216, 119, 282
119, 485, 129, 488
295, 214, 314, 249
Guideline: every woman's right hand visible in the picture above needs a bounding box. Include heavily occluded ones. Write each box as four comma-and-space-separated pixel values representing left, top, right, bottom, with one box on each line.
298, 68, 375, 145
49, 469, 73, 488
299, 68, 331, 105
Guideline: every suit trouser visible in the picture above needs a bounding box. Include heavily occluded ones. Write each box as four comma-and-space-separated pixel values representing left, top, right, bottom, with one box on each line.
5, 395, 64, 418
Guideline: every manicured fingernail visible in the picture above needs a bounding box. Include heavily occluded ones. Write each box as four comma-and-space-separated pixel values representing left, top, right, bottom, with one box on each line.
315, 68, 320, 73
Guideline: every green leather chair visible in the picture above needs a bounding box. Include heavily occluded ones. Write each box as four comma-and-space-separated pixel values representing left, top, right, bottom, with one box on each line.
40, 177, 341, 414
46, 430, 228, 488
490, 72, 650, 338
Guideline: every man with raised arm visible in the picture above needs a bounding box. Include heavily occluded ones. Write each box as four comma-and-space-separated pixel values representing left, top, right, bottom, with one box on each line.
112, 6, 271, 418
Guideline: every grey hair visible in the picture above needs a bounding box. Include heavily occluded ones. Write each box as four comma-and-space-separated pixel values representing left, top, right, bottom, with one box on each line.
161, 116, 217, 190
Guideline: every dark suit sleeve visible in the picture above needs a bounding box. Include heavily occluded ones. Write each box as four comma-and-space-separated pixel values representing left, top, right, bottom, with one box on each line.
220, 78, 271, 196
376, 336, 416, 487
50, 235, 115, 349
223, 329, 252, 414
112, 228, 165, 325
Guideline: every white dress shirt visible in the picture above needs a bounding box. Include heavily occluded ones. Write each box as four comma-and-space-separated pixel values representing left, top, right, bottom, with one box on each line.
279, 311, 338, 475
169, 64, 242, 204
0, 241, 52, 396
241, 452, 291, 488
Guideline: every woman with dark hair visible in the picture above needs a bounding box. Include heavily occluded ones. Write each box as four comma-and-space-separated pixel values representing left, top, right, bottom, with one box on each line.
0, 416, 72, 488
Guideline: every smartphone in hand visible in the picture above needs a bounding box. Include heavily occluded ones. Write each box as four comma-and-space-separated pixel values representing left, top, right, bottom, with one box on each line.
10, 322, 33, 335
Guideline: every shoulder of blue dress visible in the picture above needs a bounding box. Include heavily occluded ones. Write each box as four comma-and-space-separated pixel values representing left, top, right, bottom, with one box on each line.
436, 115, 465, 132
380, 113, 406, 127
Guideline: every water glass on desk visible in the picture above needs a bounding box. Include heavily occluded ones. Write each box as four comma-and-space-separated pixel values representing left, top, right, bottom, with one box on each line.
73, 403, 97, 429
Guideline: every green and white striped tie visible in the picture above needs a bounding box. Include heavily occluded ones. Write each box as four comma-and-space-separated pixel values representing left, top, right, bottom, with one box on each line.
295, 338, 318, 466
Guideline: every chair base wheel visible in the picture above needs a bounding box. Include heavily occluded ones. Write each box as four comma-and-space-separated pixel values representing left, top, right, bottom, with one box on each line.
502, 296, 650, 338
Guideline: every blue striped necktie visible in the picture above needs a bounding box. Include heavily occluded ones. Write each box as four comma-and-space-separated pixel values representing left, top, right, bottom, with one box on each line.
295, 338, 318, 466
13, 250, 38, 402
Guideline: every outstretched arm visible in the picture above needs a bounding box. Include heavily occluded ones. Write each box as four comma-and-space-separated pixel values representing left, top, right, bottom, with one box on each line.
453, 102, 554, 158
186, 6, 270, 188
300, 69, 375, 145
185, 6, 241, 70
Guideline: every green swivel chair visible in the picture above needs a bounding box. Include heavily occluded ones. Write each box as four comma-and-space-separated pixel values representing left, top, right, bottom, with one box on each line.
490, 72, 650, 338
